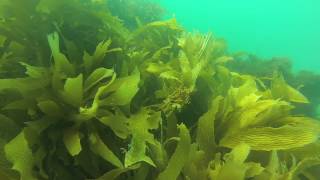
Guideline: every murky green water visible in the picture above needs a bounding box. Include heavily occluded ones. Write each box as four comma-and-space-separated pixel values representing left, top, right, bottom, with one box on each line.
160, 0, 320, 72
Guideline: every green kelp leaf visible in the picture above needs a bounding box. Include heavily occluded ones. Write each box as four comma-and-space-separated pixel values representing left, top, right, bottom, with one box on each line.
61, 74, 83, 107
125, 109, 161, 167
245, 162, 264, 178
33, 147, 48, 179
182, 144, 207, 180
0, 78, 48, 93
4, 130, 36, 180
179, 51, 192, 75
208, 144, 260, 180
146, 18, 181, 30
0, 114, 20, 141
271, 72, 309, 103
288, 141, 320, 160
229, 77, 258, 107
225, 143, 251, 164
25, 117, 56, 135
37, 100, 63, 117
254, 151, 283, 180
95, 164, 140, 180
99, 110, 130, 139
2, 99, 32, 110
214, 56, 233, 65
157, 124, 191, 180
288, 158, 320, 178
84, 39, 112, 73
131, 18, 181, 40
159, 70, 181, 82
146, 62, 171, 74
196, 96, 223, 159
190, 60, 205, 89
225, 99, 290, 135
0, 35, 6, 47
47, 32, 74, 75
84, 67, 114, 92
80, 73, 116, 119
63, 127, 82, 156
220, 123, 320, 150
36, 0, 64, 13
90, 133, 123, 168
148, 140, 167, 169
0, 138, 18, 180
101, 70, 140, 106
20, 62, 49, 79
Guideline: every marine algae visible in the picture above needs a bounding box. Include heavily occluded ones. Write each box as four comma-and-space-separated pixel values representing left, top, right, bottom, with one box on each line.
0, 0, 319, 180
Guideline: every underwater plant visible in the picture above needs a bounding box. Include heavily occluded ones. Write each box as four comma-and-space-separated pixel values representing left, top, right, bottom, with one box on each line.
227, 54, 320, 117
107, 0, 164, 30
0, 0, 320, 179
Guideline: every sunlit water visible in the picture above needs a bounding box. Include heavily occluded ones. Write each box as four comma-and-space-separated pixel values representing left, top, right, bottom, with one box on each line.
160, 0, 320, 72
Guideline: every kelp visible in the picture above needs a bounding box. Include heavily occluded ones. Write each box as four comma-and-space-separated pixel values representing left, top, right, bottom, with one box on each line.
0, 0, 319, 180
227, 54, 320, 117
107, 0, 164, 29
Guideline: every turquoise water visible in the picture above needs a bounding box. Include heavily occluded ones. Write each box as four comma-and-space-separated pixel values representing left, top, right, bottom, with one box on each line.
160, 0, 320, 72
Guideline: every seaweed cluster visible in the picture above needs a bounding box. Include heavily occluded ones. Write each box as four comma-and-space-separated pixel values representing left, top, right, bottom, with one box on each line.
0, 0, 320, 180
227, 54, 320, 118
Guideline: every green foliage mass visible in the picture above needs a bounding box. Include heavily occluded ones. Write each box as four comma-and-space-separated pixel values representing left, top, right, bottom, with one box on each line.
227, 55, 320, 117
0, 0, 320, 179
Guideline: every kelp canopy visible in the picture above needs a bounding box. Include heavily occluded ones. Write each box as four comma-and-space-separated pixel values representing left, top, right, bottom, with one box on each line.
0, 0, 320, 179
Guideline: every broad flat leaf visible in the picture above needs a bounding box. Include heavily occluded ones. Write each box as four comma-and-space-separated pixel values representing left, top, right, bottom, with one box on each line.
229, 78, 258, 107
190, 60, 205, 89
95, 164, 140, 180
47, 32, 74, 75
79, 73, 116, 119
4, 130, 36, 180
288, 158, 320, 178
208, 144, 263, 180
63, 128, 82, 156
288, 141, 320, 160
196, 96, 222, 158
226, 99, 289, 134
226, 143, 250, 164
0, 78, 47, 93
159, 70, 181, 82
101, 70, 140, 106
36, 0, 64, 13
157, 124, 191, 180
214, 56, 233, 64
61, 74, 83, 107
146, 63, 170, 74
90, 133, 123, 168
245, 162, 264, 178
84, 67, 114, 92
25, 117, 56, 135
99, 110, 130, 139
125, 109, 161, 167
220, 123, 320, 150
271, 72, 309, 103
3, 99, 33, 110
0, 114, 20, 141
37, 100, 62, 116
84, 40, 112, 73
20, 62, 49, 79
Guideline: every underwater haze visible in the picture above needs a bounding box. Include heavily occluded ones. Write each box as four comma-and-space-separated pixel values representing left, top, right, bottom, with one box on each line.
160, 0, 320, 72
1, 0, 320, 179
